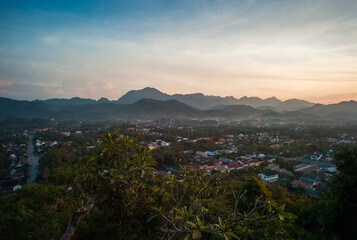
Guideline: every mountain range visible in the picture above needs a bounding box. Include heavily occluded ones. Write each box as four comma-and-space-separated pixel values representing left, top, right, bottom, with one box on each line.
115, 87, 315, 111
31, 87, 314, 111
0, 87, 356, 121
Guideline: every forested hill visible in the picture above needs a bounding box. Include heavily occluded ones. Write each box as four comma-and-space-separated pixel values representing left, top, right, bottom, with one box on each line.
30, 87, 316, 111
1, 96, 357, 121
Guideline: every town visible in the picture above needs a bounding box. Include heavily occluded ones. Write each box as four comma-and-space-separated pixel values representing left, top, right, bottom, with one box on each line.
1, 119, 355, 200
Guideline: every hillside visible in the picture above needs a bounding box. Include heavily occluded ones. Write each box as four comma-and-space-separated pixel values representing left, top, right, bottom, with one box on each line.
297, 101, 357, 120
115, 87, 315, 111
1, 96, 357, 121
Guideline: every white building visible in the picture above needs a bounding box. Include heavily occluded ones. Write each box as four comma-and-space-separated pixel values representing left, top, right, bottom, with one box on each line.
258, 171, 279, 183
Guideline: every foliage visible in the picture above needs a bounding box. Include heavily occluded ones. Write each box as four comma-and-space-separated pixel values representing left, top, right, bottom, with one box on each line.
60, 130, 158, 239
298, 148, 357, 239
274, 158, 295, 172
0, 153, 10, 178
0, 184, 69, 240
2, 130, 356, 239
149, 170, 300, 240
36, 145, 80, 182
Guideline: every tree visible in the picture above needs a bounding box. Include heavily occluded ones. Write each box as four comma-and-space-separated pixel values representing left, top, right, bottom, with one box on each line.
299, 148, 357, 239
0, 184, 69, 240
60, 130, 157, 239
149, 170, 290, 240
323, 148, 357, 239
0, 153, 10, 178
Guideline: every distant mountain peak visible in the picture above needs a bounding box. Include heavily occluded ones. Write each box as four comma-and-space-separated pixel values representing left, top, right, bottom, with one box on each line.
98, 97, 109, 100
187, 93, 205, 97
239, 96, 262, 100
142, 87, 163, 92
265, 96, 279, 101
97, 97, 110, 103
264, 96, 282, 104
116, 87, 171, 104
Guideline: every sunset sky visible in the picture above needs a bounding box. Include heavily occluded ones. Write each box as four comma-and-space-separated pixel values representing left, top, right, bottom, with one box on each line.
0, 0, 357, 103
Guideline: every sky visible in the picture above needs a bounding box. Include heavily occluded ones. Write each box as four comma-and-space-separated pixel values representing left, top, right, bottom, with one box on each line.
0, 0, 357, 103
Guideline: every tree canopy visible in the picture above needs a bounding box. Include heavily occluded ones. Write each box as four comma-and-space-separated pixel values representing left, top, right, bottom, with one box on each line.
1, 131, 356, 239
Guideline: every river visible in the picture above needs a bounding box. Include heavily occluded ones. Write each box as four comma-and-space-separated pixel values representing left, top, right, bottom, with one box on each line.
27, 134, 39, 185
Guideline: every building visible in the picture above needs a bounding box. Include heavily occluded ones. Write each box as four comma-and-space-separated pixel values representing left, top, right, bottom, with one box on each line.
291, 173, 318, 189
299, 173, 318, 186
258, 171, 278, 183
291, 173, 319, 198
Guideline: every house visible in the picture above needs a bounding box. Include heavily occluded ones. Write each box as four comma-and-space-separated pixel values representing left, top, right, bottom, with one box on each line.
291, 179, 313, 189
147, 143, 158, 150
291, 173, 318, 188
258, 171, 278, 183
294, 163, 318, 172
291, 173, 319, 198
195, 151, 205, 156
267, 163, 279, 170
205, 151, 215, 156
299, 173, 318, 186
211, 159, 222, 165
299, 164, 319, 174
304, 188, 319, 198
227, 162, 243, 171
183, 150, 194, 154
160, 141, 171, 147
219, 157, 232, 163
215, 165, 229, 173
9, 154, 17, 160
309, 153, 322, 161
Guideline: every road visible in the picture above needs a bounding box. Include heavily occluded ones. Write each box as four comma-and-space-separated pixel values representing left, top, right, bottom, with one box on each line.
27, 134, 39, 185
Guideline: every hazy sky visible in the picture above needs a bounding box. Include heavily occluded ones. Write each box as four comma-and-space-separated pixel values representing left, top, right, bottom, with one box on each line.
1, 0, 357, 103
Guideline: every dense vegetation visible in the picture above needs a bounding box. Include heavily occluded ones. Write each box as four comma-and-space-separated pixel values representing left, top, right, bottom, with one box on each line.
0, 131, 356, 239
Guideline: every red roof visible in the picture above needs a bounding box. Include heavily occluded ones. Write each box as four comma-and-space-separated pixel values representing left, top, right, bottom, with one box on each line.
227, 162, 243, 168
207, 166, 215, 171
45, 141, 54, 146
291, 179, 313, 189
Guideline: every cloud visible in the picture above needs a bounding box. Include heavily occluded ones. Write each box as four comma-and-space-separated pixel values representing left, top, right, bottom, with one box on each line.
43, 36, 60, 45
0, 0, 357, 102
0, 78, 15, 88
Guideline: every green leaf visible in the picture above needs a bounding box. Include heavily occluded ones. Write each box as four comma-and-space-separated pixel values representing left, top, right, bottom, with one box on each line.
281, 204, 285, 212
146, 214, 159, 223
182, 234, 190, 240
225, 232, 240, 239
119, 178, 128, 184
186, 221, 197, 228
152, 207, 161, 213
174, 207, 183, 215
192, 230, 202, 239
218, 217, 223, 227
196, 216, 202, 226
